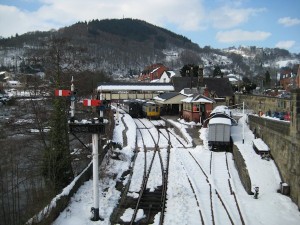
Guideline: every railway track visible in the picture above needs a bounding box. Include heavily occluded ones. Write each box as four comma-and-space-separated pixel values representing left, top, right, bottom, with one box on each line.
152, 119, 189, 148
186, 150, 246, 225
112, 117, 245, 224
112, 118, 170, 224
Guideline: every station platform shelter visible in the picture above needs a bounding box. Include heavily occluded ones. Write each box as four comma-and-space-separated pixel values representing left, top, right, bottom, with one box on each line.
96, 82, 174, 101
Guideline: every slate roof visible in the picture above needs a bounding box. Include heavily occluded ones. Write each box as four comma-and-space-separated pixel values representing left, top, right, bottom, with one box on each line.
180, 88, 199, 96
154, 92, 179, 101
171, 77, 233, 97
202, 78, 234, 97
171, 77, 199, 92
181, 93, 215, 103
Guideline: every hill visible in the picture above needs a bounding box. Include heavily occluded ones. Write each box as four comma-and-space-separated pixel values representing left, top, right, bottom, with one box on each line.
0, 18, 299, 81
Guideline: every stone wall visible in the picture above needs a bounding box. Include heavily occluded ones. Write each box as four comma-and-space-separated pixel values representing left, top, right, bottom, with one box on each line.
232, 145, 252, 194
235, 94, 291, 115
248, 115, 300, 209
235, 91, 300, 209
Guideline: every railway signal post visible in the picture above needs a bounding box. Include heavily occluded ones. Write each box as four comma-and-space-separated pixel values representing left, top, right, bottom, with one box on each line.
73, 98, 104, 221
56, 80, 106, 221
70, 76, 75, 122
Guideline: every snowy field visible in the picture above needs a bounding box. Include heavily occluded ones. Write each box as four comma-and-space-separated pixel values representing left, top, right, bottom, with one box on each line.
50, 109, 300, 225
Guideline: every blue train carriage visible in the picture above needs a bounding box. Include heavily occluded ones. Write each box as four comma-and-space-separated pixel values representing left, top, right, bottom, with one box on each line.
142, 101, 161, 119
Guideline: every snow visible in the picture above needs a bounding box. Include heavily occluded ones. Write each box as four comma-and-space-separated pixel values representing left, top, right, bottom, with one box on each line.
181, 96, 193, 102
276, 59, 300, 68
211, 105, 231, 116
209, 117, 231, 125
252, 138, 270, 151
49, 107, 300, 225
96, 84, 174, 92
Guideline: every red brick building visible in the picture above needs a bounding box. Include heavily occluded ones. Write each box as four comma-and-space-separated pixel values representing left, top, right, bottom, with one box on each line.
181, 93, 214, 124
139, 63, 169, 82
279, 65, 299, 91
296, 65, 300, 88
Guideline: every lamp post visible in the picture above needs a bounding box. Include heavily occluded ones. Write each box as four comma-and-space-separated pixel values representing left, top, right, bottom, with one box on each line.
228, 102, 245, 144
243, 101, 245, 144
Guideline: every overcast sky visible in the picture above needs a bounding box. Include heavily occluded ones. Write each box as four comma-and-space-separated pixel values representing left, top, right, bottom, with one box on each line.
0, 0, 300, 53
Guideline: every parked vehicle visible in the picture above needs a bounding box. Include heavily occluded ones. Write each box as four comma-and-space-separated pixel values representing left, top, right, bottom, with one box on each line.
206, 105, 236, 151
208, 117, 232, 151
142, 101, 160, 119
122, 99, 161, 119
122, 100, 143, 118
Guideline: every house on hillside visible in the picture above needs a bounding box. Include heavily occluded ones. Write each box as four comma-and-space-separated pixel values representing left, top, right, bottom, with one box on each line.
226, 74, 240, 85
139, 63, 169, 82
296, 65, 300, 88
159, 70, 176, 83
0, 71, 24, 89
6, 80, 23, 88
278, 66, 298, 91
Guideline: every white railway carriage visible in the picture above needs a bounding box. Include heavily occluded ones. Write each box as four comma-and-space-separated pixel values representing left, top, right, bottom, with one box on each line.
207, 107, 234, 151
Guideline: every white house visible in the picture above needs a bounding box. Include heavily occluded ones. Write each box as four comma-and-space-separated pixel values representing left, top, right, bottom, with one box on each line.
5, 80, 23, 88
159, 71, 176, 83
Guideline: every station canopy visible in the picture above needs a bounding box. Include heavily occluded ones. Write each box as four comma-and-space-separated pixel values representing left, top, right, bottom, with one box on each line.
97, 82, 174, 92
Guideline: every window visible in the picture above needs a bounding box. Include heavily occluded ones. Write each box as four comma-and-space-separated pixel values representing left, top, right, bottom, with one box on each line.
193, 104, 199, 112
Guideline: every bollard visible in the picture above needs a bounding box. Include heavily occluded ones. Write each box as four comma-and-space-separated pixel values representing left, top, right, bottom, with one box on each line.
254, 186, 259, 199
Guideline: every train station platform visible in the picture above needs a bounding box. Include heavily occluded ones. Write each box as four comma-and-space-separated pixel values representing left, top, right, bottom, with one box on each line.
186, 127, 203, 147
162, 116, 203, 147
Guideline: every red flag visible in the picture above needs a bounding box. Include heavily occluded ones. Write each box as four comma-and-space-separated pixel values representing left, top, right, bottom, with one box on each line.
83, 99, 101, 106
55, 89, 71, 96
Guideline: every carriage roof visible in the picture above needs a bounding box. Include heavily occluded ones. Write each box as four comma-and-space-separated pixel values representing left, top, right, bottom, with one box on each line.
208, 117, 232, 125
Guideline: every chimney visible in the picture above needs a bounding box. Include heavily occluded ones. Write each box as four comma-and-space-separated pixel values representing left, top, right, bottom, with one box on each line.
203, 85, 209, 97
198, 65, 204, 88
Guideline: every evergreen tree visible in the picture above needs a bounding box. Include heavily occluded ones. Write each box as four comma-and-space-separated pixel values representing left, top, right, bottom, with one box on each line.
265, 70, 271, 87
213, 66, 223, 78
180, 64, 199, 77
42, 37, 74, 192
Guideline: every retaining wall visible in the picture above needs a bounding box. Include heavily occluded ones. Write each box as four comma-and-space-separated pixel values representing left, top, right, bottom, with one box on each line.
235, 91, 300, 209
232, 145, 252, 194
248, 115, 300, 209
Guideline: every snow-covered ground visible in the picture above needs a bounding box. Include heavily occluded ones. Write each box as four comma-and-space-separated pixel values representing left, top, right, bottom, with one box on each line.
50, 109, 300, 225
